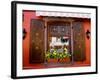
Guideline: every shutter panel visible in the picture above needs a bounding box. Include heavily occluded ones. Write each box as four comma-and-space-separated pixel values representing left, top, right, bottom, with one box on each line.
29, 19, 45, 63
73, 21, 86, 61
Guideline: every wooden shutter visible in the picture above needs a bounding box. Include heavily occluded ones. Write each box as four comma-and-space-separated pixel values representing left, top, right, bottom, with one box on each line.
29, 19, 44, 63
73, 21, 86, 61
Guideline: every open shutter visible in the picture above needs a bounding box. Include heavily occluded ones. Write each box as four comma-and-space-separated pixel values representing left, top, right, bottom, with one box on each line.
73, 21, 86, 61
29, 19, 45, 63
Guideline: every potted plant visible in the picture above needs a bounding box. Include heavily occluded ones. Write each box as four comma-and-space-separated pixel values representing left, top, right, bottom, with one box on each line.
57, 47, 71, 63
45, 49, 58, 63
45, 48, 71, 63
58, 52, 71, 63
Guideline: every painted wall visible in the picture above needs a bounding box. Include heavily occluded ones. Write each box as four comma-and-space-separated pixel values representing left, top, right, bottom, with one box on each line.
23, 11, 42, 68
83, 19, 91, 65
23, 11, 91, 69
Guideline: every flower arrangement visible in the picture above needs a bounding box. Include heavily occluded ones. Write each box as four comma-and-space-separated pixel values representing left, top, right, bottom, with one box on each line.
45, 47, 71, 63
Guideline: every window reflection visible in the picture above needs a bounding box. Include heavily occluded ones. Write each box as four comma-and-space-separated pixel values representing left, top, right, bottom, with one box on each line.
49, 36, 69, 53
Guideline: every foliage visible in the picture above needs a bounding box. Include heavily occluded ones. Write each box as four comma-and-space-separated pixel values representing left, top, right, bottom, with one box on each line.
45, 48, 71, 60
